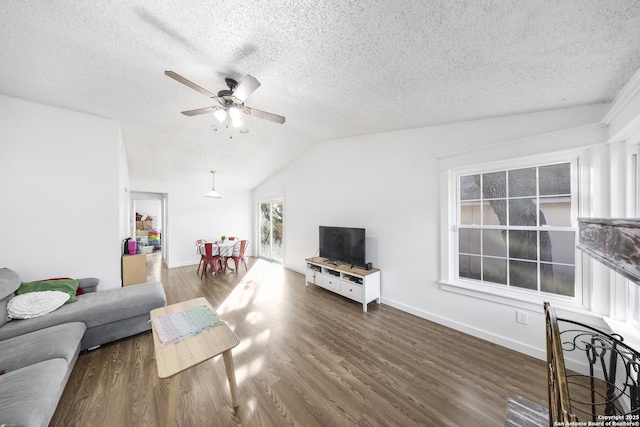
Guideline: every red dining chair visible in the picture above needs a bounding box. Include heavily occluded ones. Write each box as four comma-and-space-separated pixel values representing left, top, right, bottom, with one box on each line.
201, 242, 223, 278
196, 239, 207, 274
225, 240, 248, 274
228, 237, 238, 241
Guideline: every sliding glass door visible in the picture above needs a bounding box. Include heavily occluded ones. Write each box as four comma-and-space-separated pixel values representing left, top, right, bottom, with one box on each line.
259, 199, 284, 262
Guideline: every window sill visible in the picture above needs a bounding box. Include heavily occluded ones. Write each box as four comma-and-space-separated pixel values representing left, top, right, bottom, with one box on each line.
603, 317, 640, 353
440, 280, 602, 323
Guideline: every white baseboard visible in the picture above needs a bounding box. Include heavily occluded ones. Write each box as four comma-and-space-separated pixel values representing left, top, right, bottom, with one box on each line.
285, 263, 305, 275
381, 297, 546, 361
166, 260, 199, 268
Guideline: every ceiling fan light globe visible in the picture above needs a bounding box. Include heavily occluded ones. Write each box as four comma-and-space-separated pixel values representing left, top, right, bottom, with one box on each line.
228, 106, 241, 119
213, 109, 227, 123
229, 107, 244, 128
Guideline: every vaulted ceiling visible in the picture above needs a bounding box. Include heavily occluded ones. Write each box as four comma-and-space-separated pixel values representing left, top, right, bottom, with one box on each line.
1, 1, 640, 189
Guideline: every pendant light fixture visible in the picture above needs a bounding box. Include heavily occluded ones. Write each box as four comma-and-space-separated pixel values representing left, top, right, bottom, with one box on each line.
205, 170, 222, 199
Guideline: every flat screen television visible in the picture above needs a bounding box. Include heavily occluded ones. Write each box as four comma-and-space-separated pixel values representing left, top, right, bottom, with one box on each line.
319, 226, 366, 268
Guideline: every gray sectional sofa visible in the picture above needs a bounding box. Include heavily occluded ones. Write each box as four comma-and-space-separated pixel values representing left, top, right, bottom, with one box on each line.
0, 267, 167, 427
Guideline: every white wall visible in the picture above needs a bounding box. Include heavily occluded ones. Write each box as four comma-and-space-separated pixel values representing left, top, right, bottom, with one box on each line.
0, 94, 124, 288
119, 136, 131, 243
130, 179, 252, 268
253, 103, 613, 359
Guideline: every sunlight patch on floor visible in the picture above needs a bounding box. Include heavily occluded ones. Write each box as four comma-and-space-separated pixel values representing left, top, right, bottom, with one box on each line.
232, 337, 253, 356
217, 259, 285, 315
253, 261, 285, 304
246, 396, 257, 413
245, 310, 264, 324
255, 328, 270, 344
232, 328, 271, 358
215, 260, 285, 388
234, 356, 265, 386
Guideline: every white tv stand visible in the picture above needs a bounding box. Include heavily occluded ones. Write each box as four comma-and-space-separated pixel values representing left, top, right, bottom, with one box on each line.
305, 257, 381, 312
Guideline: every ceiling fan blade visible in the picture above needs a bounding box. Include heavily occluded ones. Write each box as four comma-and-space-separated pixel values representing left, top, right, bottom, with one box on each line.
244, 106, 286, 124
181, 106, 222, 116
233, 75, 261, 102
165, 71, 217, 98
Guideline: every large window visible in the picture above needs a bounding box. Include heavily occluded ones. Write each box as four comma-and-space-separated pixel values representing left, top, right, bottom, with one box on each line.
456, 161, 578, 298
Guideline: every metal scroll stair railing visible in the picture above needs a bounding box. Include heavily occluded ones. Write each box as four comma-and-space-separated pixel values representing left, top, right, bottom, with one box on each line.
545, 302, 640, 425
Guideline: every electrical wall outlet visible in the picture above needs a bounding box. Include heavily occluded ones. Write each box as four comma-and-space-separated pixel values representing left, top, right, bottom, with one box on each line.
516, 310, 528, 325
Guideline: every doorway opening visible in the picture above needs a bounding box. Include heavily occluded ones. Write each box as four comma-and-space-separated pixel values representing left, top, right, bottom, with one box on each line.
130, 191, 168, 263
258, 199, 284, 263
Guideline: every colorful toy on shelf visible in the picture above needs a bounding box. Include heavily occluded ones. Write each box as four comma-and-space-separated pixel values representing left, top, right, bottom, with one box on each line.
148, 229, 161, 249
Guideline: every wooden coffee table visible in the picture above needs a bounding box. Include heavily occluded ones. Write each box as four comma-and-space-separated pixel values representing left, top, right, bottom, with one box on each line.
150, 297, 240, 420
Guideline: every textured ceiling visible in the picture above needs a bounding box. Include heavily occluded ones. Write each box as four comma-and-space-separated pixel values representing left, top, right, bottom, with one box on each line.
1, 1, 640, 189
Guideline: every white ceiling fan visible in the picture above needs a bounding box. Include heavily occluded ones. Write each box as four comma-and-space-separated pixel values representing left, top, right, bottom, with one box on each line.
165, 70, 285, 133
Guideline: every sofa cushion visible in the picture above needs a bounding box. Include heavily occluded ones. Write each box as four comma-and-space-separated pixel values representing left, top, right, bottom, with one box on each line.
0, 322, 85, 373
78, 277, 99, 293
0, 281, 166, 343
0, 269, 20, 328
0, 268, 19, 301
7, 290, 70, 319
38, 277, 99, 295
0, 358, 69, 427
16, 279, 80, 304
89, 282, 164, 327
0, 295, 9, 327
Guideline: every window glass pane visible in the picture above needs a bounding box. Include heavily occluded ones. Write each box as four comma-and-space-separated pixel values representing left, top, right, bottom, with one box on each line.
455, 161, 576, 299
508, 168, 536, 197
483, 200, 505, 225
483, 229, 507, 257
539, 196, 571, 227
509, 230, 538, 260
459, 228, 481, 254
541, 263, 575, 297
509, 198, 538, 226
509, 260, 538, 290
482, 171, 506, 199
540, 231, 575, 264
460, 175, 480, 200
460, 201, 481, 225
259, 202, 271, 259
459, 255, 481, 280
539, 163, 570, 195
271, 201, 284, 262
483, 257, 507, 285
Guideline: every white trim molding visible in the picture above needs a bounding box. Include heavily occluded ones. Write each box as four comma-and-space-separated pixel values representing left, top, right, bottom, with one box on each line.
438, 123, 608, 170
603, 66, 640, 144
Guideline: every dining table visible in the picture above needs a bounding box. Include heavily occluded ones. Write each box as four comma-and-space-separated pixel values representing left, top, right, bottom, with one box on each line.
198, 240, 238, 272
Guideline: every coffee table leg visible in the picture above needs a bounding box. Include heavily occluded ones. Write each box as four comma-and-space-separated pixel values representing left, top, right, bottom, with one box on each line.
222, 350, 239, 408
167, 376, 177, 424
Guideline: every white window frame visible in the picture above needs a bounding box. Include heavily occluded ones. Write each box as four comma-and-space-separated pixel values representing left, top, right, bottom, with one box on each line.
441, 150, 590, 311
257, 197, 285, 263
628, 144, 640, 325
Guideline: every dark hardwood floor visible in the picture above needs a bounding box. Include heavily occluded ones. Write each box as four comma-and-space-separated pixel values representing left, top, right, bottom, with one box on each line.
51, 257, 548, 426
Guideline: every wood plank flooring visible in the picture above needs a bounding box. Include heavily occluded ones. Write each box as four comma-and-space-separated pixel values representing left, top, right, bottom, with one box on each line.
51, 257, 548, 426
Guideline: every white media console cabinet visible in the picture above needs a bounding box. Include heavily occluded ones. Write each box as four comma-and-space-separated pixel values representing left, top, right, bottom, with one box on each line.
305, 257, 381, 312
